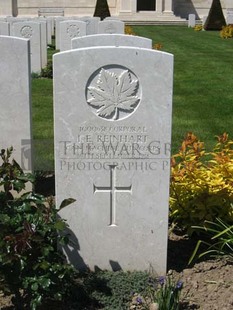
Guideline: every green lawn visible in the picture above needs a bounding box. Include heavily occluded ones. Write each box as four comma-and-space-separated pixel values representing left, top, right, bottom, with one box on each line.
32, 78, 54, 171
132, 26, 233, 152
32, 26, 233, 170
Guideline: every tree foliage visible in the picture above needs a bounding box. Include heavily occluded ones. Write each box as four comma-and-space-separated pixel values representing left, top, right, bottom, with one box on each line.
93, 0, 111, 20
204, 0, 226, 30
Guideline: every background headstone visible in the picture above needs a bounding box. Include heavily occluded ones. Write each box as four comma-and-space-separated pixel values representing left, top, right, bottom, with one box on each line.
98, 20, 125, 34
80, 17, 100, 35
7, 17, 31, 35
0, 21, 9, 35
12, 21, 42, 73
54, 46, 173, 273
0, 36, 33, 172
188, 14, 196, 27
47, 17, 55, 37
46, 18, 52, 44
60, 20, 86, 51
72, 34, 152, 49
55, 17, 66, 50
37, 19, 47, 68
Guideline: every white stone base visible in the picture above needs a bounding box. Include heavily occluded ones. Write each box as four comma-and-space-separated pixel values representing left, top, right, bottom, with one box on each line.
119, 12, 185, 23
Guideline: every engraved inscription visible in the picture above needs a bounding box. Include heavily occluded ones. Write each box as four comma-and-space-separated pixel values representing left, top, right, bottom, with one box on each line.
20, 26, 33, 38
87, 67, 141, 121
94, 164, 132, 226
67, 25, 80, 38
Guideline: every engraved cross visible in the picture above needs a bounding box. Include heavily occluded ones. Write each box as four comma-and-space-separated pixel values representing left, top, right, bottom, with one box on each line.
93, 164, 132, 227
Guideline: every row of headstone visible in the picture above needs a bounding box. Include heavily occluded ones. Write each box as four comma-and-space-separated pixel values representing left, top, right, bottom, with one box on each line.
54, 32, 173, 272
0, 16, 126, 61
0, 36, 33, 172
57, 18, 125, 51
188, 13, 233, 28
188, 14, 196, 27
0, 17, 50, 72
0, 29, 173, 274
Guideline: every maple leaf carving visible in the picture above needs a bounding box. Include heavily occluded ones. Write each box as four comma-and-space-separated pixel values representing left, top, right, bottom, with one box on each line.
87, 68, 140, 120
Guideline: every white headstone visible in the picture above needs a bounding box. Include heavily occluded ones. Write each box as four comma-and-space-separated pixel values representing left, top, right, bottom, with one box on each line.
54, 46, 173, 273
0, 21, 9, 35
56, 17, 83, 48
72, 34, 152, 49
7, 17, 31, 35
46, 18, 52, 44
12, 21, 42, 73
98, 20, 125, 34
0, 36, 33, 172
37, 19, 47, 68
188, 14, 196, 27
80, 17, 100, 35
47, 17, 55, 36
55, 17, 67, 50
60, 20, 86, 51
37, 17, 51, 44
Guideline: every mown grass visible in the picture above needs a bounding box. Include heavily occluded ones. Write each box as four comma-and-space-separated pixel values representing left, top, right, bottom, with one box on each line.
132, 26, 233, 152
32, 77, 54, 171
32, 26, 233, 170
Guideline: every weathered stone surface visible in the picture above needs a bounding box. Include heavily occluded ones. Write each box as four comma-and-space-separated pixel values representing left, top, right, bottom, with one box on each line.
0, 21, 9, 35
60, 20, 86, 51
54, 46, 173, 273
80, 16, 100, 35
37, 19, 47, 68
98, 20, 125, 34
0, 36, 33, 172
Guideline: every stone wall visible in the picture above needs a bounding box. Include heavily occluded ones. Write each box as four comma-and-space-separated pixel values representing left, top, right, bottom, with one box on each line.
17, 0, 117, 17
174, 0, 226, 19
0, 0, 228, 20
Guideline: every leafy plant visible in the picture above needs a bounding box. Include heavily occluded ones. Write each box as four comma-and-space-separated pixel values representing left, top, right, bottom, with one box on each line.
31, 72, 41, 79
0, 147, 76, 309
129, 274, 183, 310
125, 25, 135, 35
93, 0, 111, 20
220, 25, 233, 38
189, 218, 233, 264
170, 132, 233, 234
153, 43, 162, 50
41, 61, 53, 79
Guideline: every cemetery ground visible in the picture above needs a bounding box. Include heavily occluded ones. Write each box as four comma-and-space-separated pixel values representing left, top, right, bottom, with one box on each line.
1, 26, 233, 309
32, 26, 233, 171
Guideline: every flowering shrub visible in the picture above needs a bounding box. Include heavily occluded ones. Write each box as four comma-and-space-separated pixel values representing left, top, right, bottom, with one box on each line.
170, 132, 233, 234
220, 25, 233, 38
153, 43, 163, 50
193, 25, 203, 31
125, 25, 135, 35
0, 147, 76, 309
